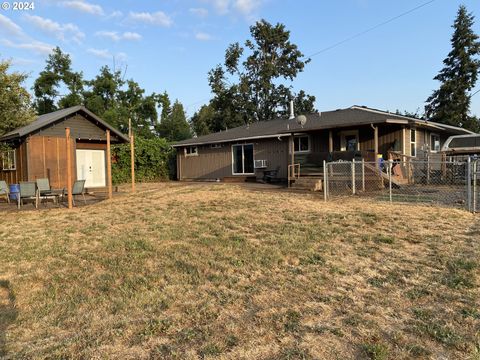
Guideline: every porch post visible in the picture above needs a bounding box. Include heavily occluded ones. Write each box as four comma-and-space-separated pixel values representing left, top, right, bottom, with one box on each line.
373, 125, 379, 168
289, 133, 295, 185
328, 130, 333, 153
106, 130, 113, 199
65, 127, 73, 209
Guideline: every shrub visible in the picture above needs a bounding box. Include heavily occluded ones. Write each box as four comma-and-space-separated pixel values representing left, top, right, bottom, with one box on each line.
111, 137, 175, 184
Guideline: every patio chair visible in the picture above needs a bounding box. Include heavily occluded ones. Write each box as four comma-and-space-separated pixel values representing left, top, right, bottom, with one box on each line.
18, 182, 38, 209
36, 178, 60, 205
63, 180, 86, 206
0, 180, 9, 204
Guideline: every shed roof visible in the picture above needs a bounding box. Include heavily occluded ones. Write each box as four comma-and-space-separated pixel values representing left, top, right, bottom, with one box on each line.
173, 106, 474, 147
0, 105, 130, 142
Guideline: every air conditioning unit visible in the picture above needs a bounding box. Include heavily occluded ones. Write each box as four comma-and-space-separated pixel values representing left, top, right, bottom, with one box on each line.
254, 159, 268, 169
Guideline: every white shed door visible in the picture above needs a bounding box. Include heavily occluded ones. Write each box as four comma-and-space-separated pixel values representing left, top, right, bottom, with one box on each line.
76, 149, 106, 188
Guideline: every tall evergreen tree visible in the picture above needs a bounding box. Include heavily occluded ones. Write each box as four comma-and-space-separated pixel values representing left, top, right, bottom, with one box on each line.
157, 100, 191, 141
190, 104, 215, 136
425, 5, 480, 131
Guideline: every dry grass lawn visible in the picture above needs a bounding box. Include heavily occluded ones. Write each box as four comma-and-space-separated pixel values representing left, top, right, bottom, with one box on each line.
0, 182, 479, 359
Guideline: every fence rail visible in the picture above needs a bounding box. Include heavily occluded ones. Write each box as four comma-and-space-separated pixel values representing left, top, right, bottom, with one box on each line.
324, 158, 479, 212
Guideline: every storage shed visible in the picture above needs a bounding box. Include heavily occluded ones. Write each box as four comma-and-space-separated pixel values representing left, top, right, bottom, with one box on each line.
0, 106, 129, 189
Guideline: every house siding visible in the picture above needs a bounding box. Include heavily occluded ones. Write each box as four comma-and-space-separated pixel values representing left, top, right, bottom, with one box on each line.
178, 137, 289, 180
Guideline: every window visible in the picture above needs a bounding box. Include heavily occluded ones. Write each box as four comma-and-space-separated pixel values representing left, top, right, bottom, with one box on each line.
1, 150, 16, 171
431, 134, 440, 152
232, 144, 254, 175
340, 130, 359, 151
185, 146, 198, 156
410, 129, 416, 157
293, 135, 310, 153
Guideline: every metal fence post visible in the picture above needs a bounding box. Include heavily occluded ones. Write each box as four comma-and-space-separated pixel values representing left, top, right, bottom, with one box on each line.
388, 159, 393, 203
352, 159, 356, 195
323, 160, 328, 202
427, 154, 430, 185
467, 157, 472, 212
473, 160, 477, 213
362, 159, 365, 192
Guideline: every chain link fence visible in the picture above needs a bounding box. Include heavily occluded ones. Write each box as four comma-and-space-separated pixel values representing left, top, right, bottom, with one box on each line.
324, 158, 479, 212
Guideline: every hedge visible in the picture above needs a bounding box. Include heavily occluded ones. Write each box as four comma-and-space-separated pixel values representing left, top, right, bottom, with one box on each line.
112, 137, 175, 184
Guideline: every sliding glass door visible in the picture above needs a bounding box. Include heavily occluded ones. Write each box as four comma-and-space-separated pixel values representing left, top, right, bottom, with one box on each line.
232, 144, 254, 175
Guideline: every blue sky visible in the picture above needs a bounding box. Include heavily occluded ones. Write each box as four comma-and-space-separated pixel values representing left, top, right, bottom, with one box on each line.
0, 0, 479, 117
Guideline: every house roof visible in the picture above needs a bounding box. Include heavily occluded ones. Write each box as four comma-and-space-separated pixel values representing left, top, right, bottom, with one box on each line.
0, 105, 130, 142
173, 106, 475, 147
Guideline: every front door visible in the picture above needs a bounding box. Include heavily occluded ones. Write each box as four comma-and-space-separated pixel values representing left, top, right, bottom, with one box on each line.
76, 149, 106, 188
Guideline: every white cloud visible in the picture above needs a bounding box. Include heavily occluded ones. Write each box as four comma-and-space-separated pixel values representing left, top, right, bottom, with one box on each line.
10, 57, 38, 66
195, 32, 212, 41
87, 48, 127, 62
0, 39, 54, 55
24, 15, 85, 43
0, 14, 24, 37
123, 32, 142, 41
210, 0, 229, 14
61, 1, 104, 15
202, 0, 263, 17
95, 31, 142, 42
128, 11, 173, 27
189, 7, 209, 18
107, 10, 123, 19
87, 48, 110, 59
234, 0, 262, 15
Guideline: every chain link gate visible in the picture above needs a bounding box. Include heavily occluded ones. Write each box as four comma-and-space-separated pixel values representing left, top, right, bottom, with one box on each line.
324, 158, 477, 212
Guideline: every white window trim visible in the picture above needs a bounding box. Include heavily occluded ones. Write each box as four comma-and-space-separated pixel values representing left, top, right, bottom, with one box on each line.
410, 128, 417, 157
2, 150, 16, 171
231, 143, 255, 175
340, 130, 360, 151
430, 133, 441, 153
293, 134, 311, 154
184, 146, 199, 157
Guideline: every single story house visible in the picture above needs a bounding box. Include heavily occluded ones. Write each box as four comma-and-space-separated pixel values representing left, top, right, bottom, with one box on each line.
0, 106, 129, 189
172, 105, 474, 182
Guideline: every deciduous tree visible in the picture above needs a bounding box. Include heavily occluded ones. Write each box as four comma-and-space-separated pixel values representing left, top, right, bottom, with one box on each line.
0, 59, 35, 136
208, 19, 316, 128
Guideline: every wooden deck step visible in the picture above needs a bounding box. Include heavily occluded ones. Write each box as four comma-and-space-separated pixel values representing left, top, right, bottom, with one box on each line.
291, 177, 323, 191
363, 163, 408, 186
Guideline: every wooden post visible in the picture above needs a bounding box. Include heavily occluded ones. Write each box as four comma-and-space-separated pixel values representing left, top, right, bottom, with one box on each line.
373, 125, 379, 169
328, 130, 333, 153
129, 118, 135, 192
65, 127, 73, 209
106, 130, 112, 199
130, 135, 135, 193
291, 134, 295, 172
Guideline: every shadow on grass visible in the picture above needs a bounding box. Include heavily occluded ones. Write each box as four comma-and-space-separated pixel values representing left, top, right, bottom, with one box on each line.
0, 280, 17, 358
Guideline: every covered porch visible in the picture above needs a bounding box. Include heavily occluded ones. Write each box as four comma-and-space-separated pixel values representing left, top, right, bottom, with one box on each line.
288, 123, 401, 181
